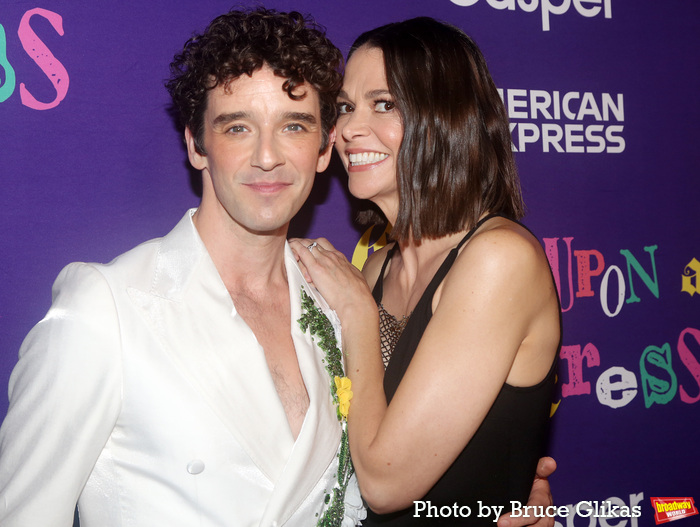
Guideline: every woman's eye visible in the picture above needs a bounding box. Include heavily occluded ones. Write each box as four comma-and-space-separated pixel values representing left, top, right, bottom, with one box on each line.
375, 100, 395, 112
337, 102, 353, 115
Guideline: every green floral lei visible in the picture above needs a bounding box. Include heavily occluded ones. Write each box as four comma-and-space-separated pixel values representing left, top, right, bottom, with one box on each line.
298, 288, 355, 527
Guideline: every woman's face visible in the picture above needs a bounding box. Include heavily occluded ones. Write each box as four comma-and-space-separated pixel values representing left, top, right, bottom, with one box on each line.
336, 46, 403, 221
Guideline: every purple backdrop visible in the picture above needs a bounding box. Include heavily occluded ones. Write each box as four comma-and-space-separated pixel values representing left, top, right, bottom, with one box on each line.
1, 1, 698, 525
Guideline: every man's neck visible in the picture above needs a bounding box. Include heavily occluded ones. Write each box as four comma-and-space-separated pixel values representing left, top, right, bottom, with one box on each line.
192, 207, 289, 293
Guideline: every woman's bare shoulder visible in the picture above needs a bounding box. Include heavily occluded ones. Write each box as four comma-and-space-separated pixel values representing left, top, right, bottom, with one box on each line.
460, 217, 545, 271
440, 217, 552, 306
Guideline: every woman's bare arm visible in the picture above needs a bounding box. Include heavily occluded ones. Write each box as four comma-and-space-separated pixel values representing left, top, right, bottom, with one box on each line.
290, 228, 558, 513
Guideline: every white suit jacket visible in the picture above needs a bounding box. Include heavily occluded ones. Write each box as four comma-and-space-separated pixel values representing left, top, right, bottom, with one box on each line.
0, 210, 363, 526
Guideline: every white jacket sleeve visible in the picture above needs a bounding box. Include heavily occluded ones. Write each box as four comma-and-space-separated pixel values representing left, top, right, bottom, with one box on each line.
0, 262, 123, 526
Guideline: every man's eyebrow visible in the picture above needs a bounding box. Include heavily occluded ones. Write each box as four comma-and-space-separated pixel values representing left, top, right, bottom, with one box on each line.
213, 112, 247, 126
284, 112, 317, 125
212, 111, 317, 126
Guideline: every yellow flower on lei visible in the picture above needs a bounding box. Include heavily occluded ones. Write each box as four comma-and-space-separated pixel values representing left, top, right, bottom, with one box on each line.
334, 376, 353, 418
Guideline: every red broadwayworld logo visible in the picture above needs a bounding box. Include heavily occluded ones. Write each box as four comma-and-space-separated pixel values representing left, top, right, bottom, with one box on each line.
651, 498, 698, 524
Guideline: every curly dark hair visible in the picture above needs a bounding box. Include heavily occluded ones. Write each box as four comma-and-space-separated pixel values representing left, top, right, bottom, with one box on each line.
166, 8, 343, 154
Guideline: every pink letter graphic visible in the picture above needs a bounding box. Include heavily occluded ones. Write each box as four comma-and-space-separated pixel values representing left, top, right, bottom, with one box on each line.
678, 328, 700, 404
560, 343, 600, 397
18, 8, 69, 110
574, 249, 605, 298
543, 237, 575, 312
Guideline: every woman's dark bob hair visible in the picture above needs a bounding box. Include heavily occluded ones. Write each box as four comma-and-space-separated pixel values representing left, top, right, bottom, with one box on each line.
350, 17, 524, 241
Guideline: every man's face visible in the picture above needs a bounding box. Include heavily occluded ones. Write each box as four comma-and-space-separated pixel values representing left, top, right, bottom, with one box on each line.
187, 65, 333, 237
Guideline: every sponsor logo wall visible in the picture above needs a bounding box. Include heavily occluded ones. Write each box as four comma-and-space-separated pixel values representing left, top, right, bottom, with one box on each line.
1, 1, 697, 524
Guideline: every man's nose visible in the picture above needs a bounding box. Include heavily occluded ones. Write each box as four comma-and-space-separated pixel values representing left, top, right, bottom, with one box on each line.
251, 131, 284, 170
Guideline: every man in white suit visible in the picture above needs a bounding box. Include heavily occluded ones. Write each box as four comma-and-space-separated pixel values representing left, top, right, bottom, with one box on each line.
0, 8, 362, 527
0, 7, 554, 527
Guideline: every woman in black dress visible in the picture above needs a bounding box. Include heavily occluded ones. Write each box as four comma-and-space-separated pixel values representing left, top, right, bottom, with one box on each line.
293, 17, 561, 526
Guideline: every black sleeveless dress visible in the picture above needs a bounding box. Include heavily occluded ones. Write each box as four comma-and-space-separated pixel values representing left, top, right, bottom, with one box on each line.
363, 215, 560, 526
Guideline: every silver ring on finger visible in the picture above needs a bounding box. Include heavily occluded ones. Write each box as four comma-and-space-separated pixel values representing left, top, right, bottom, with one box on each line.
307, 242, 318, 252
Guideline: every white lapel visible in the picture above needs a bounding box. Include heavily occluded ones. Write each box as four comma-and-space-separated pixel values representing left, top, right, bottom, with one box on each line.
259, 245, 343, 526
127, 210, 295, 482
